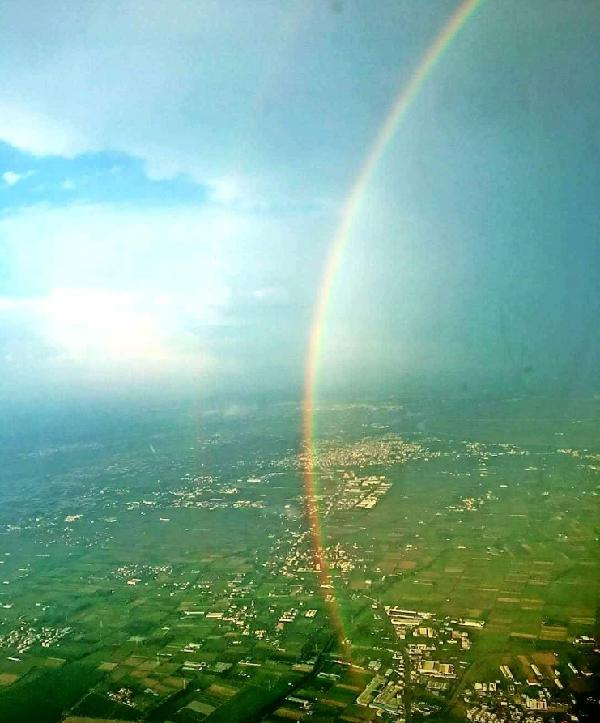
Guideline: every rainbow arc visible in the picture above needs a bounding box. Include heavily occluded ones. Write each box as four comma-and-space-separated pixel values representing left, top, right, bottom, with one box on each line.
301, 0, 486, 655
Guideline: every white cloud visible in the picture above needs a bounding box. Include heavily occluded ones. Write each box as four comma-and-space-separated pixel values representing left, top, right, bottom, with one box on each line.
0, 200, 323, 394
2, 171, 20, 186
0, 203, 240, 297
252, 286, 289, 304
0, 1, 379, 203
0, 287, 218, 386
2, 170, 33, 186
43, 288, 167, 362
0, 102, 90, 158
208, 177, 245, 206
0, 297, 22, 311
0, 3, 291, 182
0, 201, 323, 300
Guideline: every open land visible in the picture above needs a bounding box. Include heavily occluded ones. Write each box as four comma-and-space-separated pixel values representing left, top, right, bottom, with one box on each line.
0, 394, 598, 722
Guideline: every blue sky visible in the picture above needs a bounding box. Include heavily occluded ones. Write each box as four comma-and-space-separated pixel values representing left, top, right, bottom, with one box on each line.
1, 0, 599, 402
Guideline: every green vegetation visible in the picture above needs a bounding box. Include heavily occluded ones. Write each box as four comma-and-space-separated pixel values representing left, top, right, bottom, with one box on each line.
0, 396, 598, 721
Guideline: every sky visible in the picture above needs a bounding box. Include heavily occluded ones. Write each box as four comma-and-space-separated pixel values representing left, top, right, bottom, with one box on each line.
0, 0, 599, 404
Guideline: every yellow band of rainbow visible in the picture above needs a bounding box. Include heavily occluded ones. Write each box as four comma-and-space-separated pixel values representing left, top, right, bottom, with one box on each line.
301, 0, 486, 654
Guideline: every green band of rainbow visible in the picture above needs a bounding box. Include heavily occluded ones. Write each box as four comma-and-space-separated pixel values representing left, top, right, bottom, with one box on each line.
301, 0, 485, 654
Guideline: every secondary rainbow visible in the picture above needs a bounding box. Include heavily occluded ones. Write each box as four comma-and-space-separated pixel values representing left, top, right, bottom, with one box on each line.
301, 0, 486, 654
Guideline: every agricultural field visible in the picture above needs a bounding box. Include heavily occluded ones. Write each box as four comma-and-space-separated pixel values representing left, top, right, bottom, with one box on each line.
0, 394, 597, 721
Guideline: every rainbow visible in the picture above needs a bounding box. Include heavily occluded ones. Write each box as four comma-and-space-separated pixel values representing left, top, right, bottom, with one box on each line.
301, 0, 485, 654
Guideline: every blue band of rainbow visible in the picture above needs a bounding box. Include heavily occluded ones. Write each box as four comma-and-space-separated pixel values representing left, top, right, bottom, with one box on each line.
301, 0, 486, 655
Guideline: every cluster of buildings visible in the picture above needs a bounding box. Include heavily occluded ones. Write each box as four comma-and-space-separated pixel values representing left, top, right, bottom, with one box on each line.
447, 489, 498, 514
357, 672, 406, 718
323, 472, 392, 513
0, 622, 71, 655
107, 686, 135, 707
463, 655, 577, 723
296, 435, 428, 471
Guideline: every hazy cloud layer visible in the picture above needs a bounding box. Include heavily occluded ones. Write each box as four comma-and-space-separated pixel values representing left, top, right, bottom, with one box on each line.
0, 1, 599, 400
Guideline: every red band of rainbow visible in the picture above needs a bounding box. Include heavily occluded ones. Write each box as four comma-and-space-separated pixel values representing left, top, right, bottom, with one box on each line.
301, 0, 486, 656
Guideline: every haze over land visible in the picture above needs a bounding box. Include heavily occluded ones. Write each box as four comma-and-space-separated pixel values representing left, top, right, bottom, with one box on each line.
0, 4, 599, 722
0, 396, 599, 722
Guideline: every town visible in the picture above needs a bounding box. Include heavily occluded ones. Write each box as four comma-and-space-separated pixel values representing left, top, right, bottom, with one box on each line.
0, 399, 597, 721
